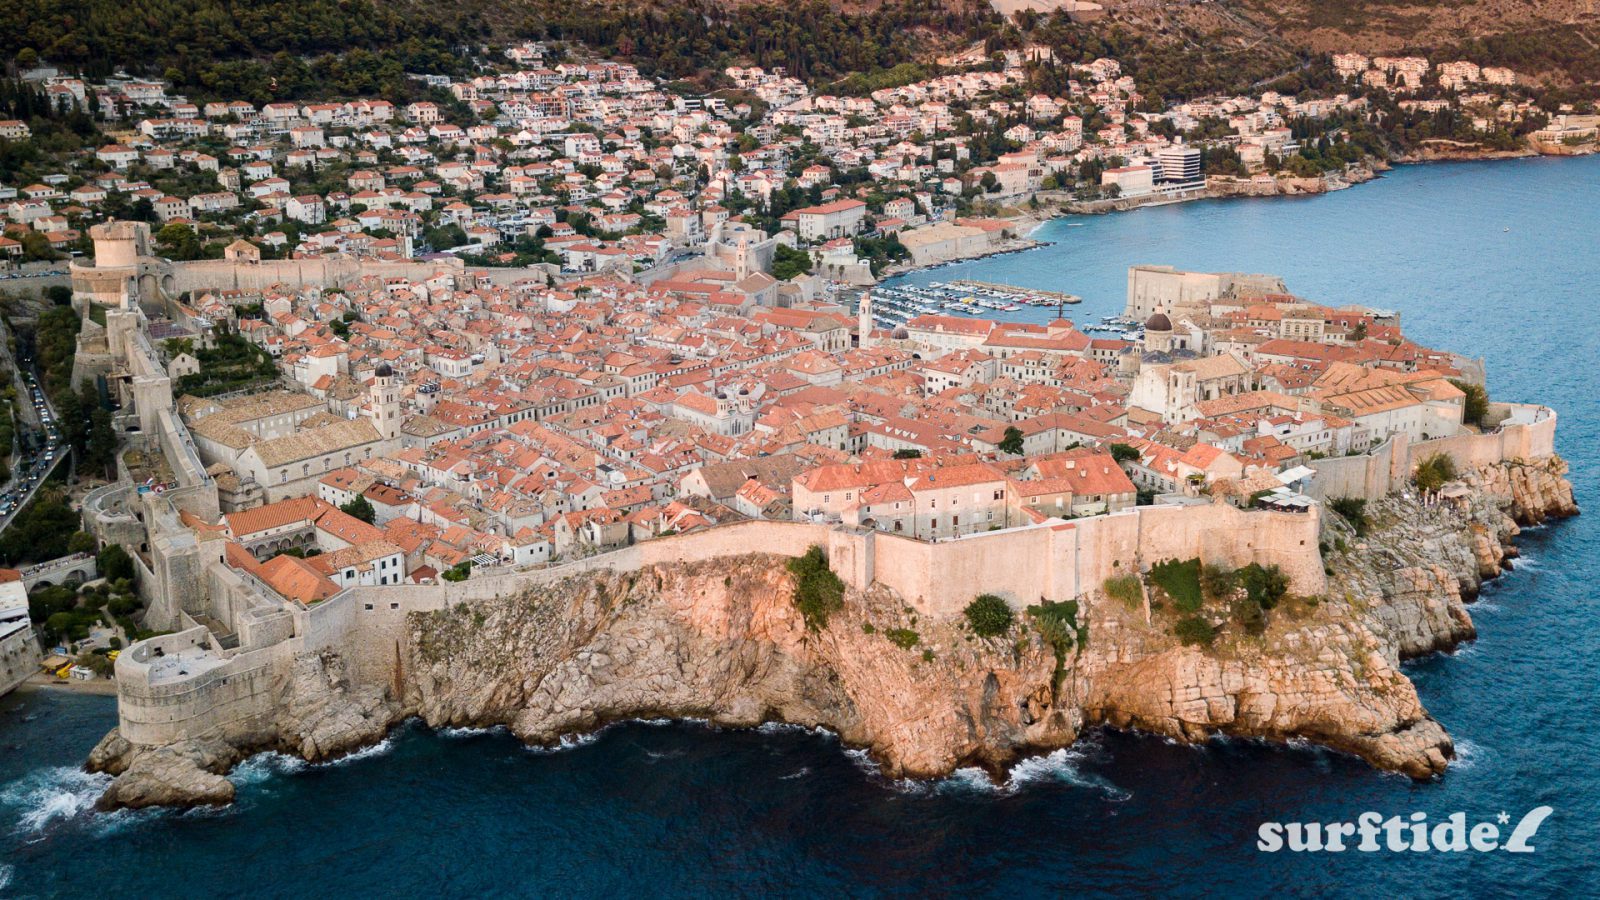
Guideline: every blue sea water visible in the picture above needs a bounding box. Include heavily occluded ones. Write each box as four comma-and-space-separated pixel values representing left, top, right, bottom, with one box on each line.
2, 156, 1598, 897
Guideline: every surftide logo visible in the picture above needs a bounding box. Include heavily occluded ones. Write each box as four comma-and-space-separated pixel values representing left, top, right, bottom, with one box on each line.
1257, 807, 1553, 853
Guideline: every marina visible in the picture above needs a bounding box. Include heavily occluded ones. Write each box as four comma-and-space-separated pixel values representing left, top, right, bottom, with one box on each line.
864, 280, 1083, 329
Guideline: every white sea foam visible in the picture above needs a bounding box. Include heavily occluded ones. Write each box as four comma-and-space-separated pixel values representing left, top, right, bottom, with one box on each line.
438, 725, 507, 739
321, 736, 394, 766
779, 767, 811, 781
1451, 738, 1485, 771
0, 863, 12, 891
2, 766, 112, 835
525, 729, 606, 754
228, 752, 308, 787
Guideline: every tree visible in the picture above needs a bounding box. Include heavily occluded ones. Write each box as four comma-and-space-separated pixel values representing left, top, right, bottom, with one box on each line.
964, 593, 1014, 637
998, 426, 1024, 455
155, 223, 202, 260
340, 494, 376, 524
1109, 443, 1140, 463
68, 531, 97, 554
98, 543, 135, 584
770, 244, 813, 281
1449, 378, 1490, 427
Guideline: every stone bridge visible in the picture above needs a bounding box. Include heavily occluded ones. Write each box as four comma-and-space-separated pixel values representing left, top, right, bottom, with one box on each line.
21, 553, 99, 591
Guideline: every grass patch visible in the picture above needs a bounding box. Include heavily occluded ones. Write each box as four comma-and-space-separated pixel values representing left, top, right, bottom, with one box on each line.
1102, 575, 1143, 611
1149, 558, 1204, 613
885, 627, 919, 650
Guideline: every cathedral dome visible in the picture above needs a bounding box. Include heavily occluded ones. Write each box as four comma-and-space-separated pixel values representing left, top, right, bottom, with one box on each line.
1144, 313, 1172, 332
374, 362, 394, 378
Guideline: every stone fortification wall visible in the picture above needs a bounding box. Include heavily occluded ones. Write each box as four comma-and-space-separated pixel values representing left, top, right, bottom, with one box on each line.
1306, 404, 1558, 501
0, 626, 41, 697
168, 256, 464, 296
112, 626, 288, 746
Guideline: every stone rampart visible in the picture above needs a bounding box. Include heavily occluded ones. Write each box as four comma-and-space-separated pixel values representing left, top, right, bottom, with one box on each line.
1306, 404, 1558, 501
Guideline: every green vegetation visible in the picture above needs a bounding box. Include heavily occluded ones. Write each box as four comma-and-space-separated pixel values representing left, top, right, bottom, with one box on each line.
1027, 599, 1084, 697
441, 560, 473, 582
30, 306, 81, 400
1413, 452, 1459, 492
892, 448, 922, 459
1448, 378, 1490, 427
787, 545, 844, 630
1173, 616, 1215, 647
1327, 496, 1369, 537
997, 426, 1024, 456
0, 486, 80, 565
884, 627, 919, 650
174, 332, 279, 397
1102, 574, 1143, 611
770, 244, 813, 281
1148, 558, 1203, 613
963, 593, 1014, 637
98, 543, 136, 583
1238, 562, 1289, 612
340, 494, 377, 524
1199, 563, 1237, 602
1109, 442, 1140, 463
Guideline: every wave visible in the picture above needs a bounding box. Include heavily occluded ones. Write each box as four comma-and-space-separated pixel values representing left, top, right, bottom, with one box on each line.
2, 766, 112, 835
228, 752, 308, 787
321, 736, 394, 767
0, 863, 12, 891
1451, 738, 1486, 771
779, 767, 811, 781
438, 725, 507, 740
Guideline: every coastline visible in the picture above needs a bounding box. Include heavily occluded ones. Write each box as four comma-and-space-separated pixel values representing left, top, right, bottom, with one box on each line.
81, 456, 1576, 809
878, 145, 1595, 283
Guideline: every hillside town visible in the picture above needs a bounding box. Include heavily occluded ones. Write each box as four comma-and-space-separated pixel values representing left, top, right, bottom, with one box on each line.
0, 38, 1587, 277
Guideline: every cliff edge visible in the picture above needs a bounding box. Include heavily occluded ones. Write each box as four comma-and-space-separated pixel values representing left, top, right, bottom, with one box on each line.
86, 456, 1576, 808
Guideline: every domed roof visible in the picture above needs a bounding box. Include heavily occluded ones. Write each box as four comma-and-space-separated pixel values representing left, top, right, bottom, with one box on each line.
1144, 313, 1172, 331
374, 362, 393, 378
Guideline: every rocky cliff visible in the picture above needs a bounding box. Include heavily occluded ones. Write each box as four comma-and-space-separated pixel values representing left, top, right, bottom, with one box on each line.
86, 456, 1577, 808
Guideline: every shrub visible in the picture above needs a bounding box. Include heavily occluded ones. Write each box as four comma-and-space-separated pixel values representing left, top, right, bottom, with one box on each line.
1200, 564, 1237, 601
1238, 563, 1289, 611
885, 627, 919, 649
964, 594, 1014, 637
787, 546, 845, 630
1174, 616, 1216, 646
1413, 453, 1458, 492
1028, 599, 1085, 697
1327, 496, 1369, 536
1149, 558, 1204, 612
1102, 575, 1143, 611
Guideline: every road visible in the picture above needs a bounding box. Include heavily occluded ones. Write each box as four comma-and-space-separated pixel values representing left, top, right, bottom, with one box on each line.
0, 356, 68, 532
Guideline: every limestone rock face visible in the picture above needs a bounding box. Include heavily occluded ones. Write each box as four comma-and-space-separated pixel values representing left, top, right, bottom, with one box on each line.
93, 741, 236, 810
89, 456, 1576, 807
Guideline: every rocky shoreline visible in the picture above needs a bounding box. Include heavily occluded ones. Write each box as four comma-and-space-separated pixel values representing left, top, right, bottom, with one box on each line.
84, 456, 1576, 809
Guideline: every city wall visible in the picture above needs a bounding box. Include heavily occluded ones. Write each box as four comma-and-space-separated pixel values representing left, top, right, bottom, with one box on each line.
1305, 404, 1558, 501
167, 256, 465, 297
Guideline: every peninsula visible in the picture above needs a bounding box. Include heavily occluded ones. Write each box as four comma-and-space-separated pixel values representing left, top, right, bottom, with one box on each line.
48, 225, 1573, 809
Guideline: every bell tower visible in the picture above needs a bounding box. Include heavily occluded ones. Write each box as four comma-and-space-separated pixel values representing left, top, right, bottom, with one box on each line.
368, 362, 401, 440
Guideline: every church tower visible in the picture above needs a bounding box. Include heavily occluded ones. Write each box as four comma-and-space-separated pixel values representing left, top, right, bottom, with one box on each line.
734, 236, 751, 280
858, 291, 874, 349
368, 362, 401, 440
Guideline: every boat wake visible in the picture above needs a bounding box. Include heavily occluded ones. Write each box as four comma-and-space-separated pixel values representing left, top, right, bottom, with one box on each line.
1, 766, 112, 836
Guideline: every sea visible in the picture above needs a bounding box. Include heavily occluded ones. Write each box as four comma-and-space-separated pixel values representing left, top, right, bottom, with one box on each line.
2, 156, 1597, 897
